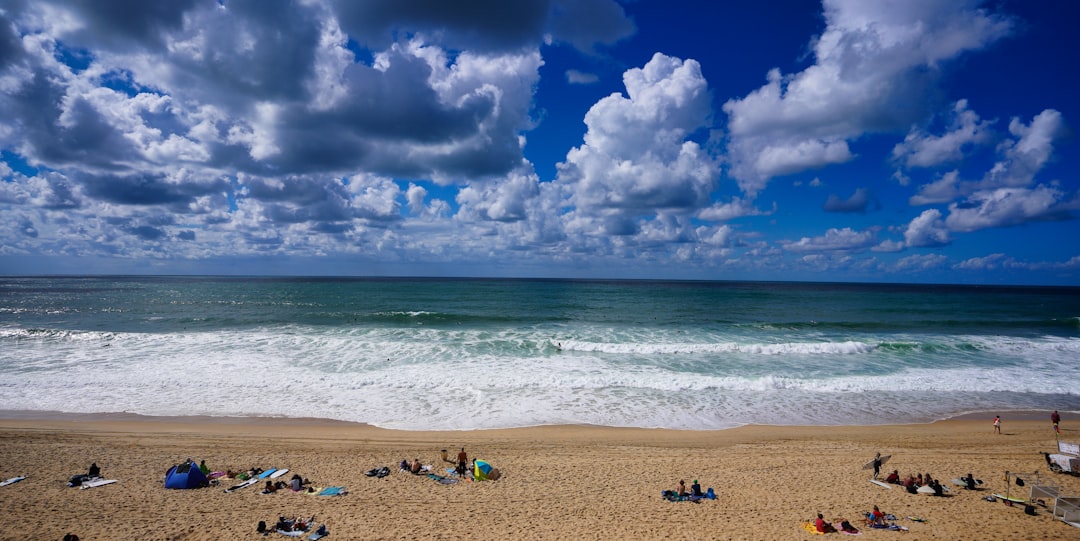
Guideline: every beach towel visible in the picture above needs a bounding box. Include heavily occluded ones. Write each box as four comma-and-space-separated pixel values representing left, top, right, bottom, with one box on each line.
317, 486, 347, 496
426, 474, 458, 484
801, 522, 824, 535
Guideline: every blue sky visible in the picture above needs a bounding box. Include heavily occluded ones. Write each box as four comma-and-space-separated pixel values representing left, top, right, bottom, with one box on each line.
0, 0, 1078, 284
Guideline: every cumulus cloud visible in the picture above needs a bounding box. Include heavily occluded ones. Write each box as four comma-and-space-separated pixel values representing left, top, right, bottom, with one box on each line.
892, 99, 994, 168
723, 0, 1012, 195
556, 52, 719, 240
903, 208, 950, 247
980, 109, 1068, 190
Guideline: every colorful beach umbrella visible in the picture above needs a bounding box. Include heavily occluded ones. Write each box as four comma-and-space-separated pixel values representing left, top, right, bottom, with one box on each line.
473, 460, 498, 481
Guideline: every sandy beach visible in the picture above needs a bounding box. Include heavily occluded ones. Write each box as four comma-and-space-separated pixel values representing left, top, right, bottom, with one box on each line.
0, 412, 1077, 540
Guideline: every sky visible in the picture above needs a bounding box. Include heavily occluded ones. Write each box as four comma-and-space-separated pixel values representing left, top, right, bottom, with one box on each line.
0, 0, 1078, 285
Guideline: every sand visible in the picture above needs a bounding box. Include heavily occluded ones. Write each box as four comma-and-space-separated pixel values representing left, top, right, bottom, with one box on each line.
0, 411, 1077, 540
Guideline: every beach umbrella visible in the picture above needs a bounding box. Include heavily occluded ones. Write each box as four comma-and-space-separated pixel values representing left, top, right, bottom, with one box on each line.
473, 460, 499, 481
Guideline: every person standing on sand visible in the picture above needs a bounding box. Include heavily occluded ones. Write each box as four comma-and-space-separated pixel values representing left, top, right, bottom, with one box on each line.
1051, 411, 1061, 434
457, 448, 468, 477
871, 452, 882, 479
993, 415, 1001, 434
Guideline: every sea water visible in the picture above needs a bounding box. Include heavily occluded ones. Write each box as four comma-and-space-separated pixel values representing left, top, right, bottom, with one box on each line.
0, 276, 1077, 430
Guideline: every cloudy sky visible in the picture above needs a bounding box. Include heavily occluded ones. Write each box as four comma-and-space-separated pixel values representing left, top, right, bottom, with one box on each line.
1, 0, 1077, 284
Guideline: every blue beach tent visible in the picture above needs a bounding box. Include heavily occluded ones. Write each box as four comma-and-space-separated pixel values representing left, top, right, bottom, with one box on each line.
164, 460, 208, 489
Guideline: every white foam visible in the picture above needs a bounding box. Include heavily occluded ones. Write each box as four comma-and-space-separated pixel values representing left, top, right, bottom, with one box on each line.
1, 325, 1077, 430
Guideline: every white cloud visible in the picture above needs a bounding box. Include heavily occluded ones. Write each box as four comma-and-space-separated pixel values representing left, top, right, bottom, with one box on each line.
903, 208, 950, 247
910, 170, 962, 206
556, 53, 719, 242
945, 185, 1073, 232
981, 109, 1067, 189
697, 197, 772, 222
723, 0, 1012, 195
892, 99, 994, 168
953, 252, 1008, 270
895, 253, 948, 271
781, 227, 877, 253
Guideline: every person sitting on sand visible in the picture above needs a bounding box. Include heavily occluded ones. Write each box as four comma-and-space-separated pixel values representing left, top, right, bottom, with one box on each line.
676, 480, 688, 497
88, 463, 100, 477
690, 480, 703, 497
885, 470, 899, 484
262, 480, 277, 494
965, 473, 977, 490
915, 473, 923, 486
290, 473, 304, 491
815, 513, 837, 533
869, 505, 886, 526
411, 458, 423, 474
930, 478, 944, 496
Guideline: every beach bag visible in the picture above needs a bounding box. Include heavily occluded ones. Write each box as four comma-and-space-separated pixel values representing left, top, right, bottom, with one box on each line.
1024, 505, 1037, 516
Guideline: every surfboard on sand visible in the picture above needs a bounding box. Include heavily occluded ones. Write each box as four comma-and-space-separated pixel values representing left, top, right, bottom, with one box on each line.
80, 479, 117, 489
862, 455, 891, 470
869, 479, 892, 489
269, 468, 289, 479
951, 477, 984, 488
224, 478, 260, 493
257, 468, 278, 479
0, 476, 26, 487
992, 493, 1026, 504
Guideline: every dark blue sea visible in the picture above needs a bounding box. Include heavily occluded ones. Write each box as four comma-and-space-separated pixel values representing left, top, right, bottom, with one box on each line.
1, 276, 1077, 430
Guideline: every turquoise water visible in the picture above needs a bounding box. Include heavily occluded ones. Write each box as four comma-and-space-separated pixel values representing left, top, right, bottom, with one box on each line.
1, 276, 1077, 429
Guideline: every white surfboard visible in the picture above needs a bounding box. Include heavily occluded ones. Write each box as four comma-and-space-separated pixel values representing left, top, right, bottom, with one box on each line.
270, 468, 289, 479
0, 475, 26, 487
869, 479, 892, 489
862, 454, 891, 470
80, 479, 117, 489
916, 485, 936, 494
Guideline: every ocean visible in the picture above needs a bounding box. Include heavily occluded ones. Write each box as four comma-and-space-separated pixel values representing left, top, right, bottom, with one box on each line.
1, 276, 1077, 430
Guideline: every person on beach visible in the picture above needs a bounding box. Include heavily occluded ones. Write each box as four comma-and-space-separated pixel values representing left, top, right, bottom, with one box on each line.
262, 480, 276, 494
869, 505, 886, 526
88, 463, 100, 477
1052, 410, 1061, 434
410, 457, 423, 474
885, 470, 899, 484
199, 460, 209, 475
676, 479, 688, 497
964, 473, 977, 490
457, 448, 468, 477
993, 415, 1001, 434
871, 453, 882, 479
690, 480, 703, 497
289, 473, 304, 491
815, 513, 837, 533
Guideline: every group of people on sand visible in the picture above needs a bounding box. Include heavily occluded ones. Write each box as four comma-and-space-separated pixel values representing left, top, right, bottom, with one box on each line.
813, 513, 861, 534
402, 446, 473, 477
261, 473, 311, 494
662, 478, 712, 502
884, 470, 946, 495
